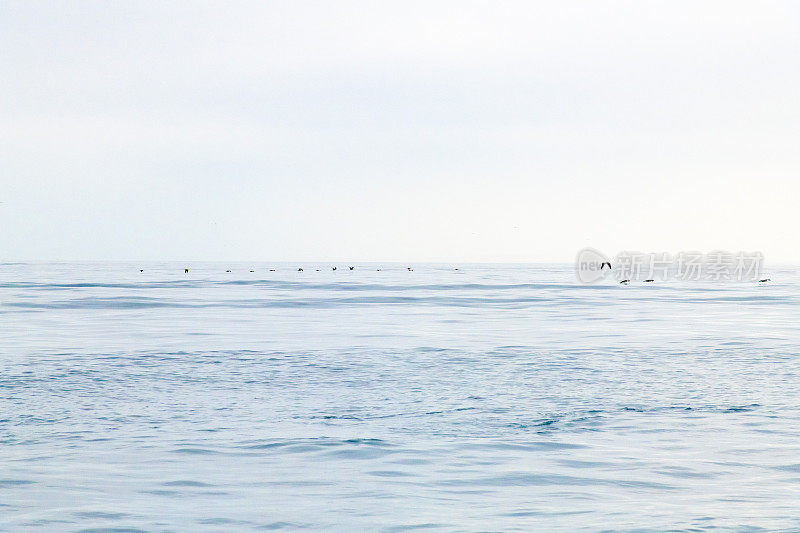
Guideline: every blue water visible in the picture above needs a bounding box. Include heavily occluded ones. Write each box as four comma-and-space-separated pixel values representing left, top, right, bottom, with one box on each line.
2, 262, 799, 532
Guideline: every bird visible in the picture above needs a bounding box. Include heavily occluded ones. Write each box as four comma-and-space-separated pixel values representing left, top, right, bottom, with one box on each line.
184, 268, 189, 273
226, 270, 231, 273
332, 267, 337, 271
644, 279, 654, 282
139, 269, 143, 272
759, 278, 771, 283
620, 279, 630, 285
249, 270, 254, 273
298, 268, 303, 272
600, 262, 612, 270
349, 266, 354, 270
269, 269, 276, 272
407, 267, 413, 271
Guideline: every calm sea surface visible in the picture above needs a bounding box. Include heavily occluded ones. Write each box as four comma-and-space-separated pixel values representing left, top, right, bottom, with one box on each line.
2, 262, 799, 532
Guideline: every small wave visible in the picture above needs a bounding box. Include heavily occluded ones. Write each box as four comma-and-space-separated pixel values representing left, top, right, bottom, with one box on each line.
73, 511, 129, 520
237, 437, 392, 454
75, 529, 148, 533
0, 280, 636, 292
258, 522, 312, 530
170, 447, 222, 455
437, 472, 677, 490
2, 295, 562, 310
0, 281, 202, 290
0, 479, 35, 487
655, 295, 793, 304
162, 480, 213, 487
385, 523, 449, 532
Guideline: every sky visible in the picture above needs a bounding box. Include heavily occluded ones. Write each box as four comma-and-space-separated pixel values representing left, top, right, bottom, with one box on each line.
2, 1, 799, 262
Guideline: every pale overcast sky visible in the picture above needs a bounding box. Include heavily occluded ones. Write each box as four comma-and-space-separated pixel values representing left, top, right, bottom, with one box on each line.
2, 1, 799, 262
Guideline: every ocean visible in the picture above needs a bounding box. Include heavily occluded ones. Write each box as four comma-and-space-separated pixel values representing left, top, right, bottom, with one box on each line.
2, 262, 798, 532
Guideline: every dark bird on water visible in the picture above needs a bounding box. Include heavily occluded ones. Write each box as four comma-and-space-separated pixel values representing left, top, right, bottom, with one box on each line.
298, 268, 303, 272
332, 267, 337, 271
226, 270, 231, 272
139, 269, 143, 272
407, 267, 413, 271
184, 268, 189, 273
644, 279, 654, 282
250, 270, 254, 272
620, 279, 630, 284
349, 266, 354, 270
759, 278, 771, 283
600, 262, 612, 270
269, 269, 275, 271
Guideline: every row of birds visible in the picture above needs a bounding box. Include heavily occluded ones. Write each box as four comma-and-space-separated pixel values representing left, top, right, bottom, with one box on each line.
137, 269, 770, 282
619, 278, 771, 284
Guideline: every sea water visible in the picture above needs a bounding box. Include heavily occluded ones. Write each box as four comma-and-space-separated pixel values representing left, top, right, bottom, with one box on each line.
1, 262, 799, 532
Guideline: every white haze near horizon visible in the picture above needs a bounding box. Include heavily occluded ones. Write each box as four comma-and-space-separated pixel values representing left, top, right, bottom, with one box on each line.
1, 1, 799, 263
